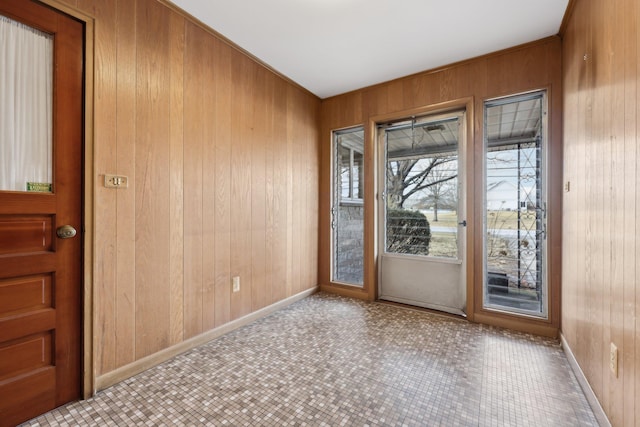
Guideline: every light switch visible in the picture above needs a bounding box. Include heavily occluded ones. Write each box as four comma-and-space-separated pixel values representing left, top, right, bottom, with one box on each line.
105, 174, 129, 188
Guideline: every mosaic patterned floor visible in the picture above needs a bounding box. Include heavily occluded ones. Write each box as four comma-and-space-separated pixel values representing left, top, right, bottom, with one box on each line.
23, 292, 598, 426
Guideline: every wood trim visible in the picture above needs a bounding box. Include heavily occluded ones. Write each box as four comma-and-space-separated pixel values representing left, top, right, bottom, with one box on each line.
559, 0, 578, 37
472, 85, 562, 334
368, 98, 472, 125
363, 117, 377, 300
35, 0, 96, 399
560, 333, 612, 427
156, 0, 318, 100
36, 0, 93, 19
96, 287, 318, 391
320, 283, 370, 301
81, 10, 95, 403
462, 102, 476, 321
473, 312, 558, 338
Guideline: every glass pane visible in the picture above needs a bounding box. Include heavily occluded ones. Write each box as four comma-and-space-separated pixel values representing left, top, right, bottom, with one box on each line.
339, 145, 350, 199
353, 150, 363, 199
385, 118, 459, 258
484, 93, 546, 317
0, 15, 53, 192
333, 128, 365, 285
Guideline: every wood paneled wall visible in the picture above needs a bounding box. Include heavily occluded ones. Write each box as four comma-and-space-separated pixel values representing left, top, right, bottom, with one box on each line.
562, 0, 639, 425
320, 38, 563, 335
57, 0, 320, 379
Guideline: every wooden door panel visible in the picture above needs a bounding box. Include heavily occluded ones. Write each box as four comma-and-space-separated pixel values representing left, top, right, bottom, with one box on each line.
0, 333, 53, 381
0, 275, 53, 315
0, 309, 56, 343
0, 193, 56, 213
0, 367, 56, 426
0, 254, 56, 279
0, 0, 84, 425
0, 216, 54, 255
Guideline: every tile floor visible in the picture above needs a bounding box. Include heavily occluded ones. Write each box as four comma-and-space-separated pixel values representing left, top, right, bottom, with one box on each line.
23, 293, 598, 426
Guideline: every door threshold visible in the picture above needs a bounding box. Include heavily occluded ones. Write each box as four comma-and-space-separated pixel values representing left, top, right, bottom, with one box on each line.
376, 298, 467, 321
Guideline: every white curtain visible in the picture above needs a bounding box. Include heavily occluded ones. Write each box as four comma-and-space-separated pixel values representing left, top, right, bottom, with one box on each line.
0, 15, 53, 192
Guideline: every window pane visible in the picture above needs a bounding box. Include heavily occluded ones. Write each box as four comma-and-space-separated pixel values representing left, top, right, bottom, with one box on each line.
333, 128, 365, 286
0, 16, 53, 192
384, 118, 460, 259
483, 92, 547, 318
339, 145, 350, 199
353, 150, 363, 199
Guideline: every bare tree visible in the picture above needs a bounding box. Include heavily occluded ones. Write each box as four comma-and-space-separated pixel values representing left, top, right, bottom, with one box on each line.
418, 169, 457, 221
386, 156, 457, 210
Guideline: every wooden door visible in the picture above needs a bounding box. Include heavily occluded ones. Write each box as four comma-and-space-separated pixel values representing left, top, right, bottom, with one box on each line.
0, 1, 83, 425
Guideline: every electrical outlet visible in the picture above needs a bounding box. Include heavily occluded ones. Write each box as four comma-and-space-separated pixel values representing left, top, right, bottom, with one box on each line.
232, 276, 240, 293
610, 343, 618, 377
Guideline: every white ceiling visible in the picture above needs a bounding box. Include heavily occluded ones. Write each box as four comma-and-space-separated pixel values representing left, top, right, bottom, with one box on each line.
169, 0, 569, 99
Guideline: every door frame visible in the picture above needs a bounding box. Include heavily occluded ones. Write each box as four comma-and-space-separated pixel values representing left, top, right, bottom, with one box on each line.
368, 97, 475, 318
36, 0, 95, 399
377, 110, 467, 315
472, 86, 561, 337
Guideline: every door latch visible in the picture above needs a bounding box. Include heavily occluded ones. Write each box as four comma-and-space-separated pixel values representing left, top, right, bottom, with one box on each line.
458, 220, 467, 227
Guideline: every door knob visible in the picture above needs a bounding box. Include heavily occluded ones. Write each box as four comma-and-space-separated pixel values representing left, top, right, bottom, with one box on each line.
56, 225, 77, 239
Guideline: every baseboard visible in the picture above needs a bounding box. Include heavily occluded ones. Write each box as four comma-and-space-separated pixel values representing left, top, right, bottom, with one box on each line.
560, 333, 611, 427
95, 286, 318, 392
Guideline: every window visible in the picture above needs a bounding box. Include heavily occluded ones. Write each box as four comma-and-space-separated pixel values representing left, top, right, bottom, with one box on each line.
339, 141, 364, 204
332, 127, 365, 285
483, 91, 548, 318
0, 15, 53, 192
382, 115, 462, 259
